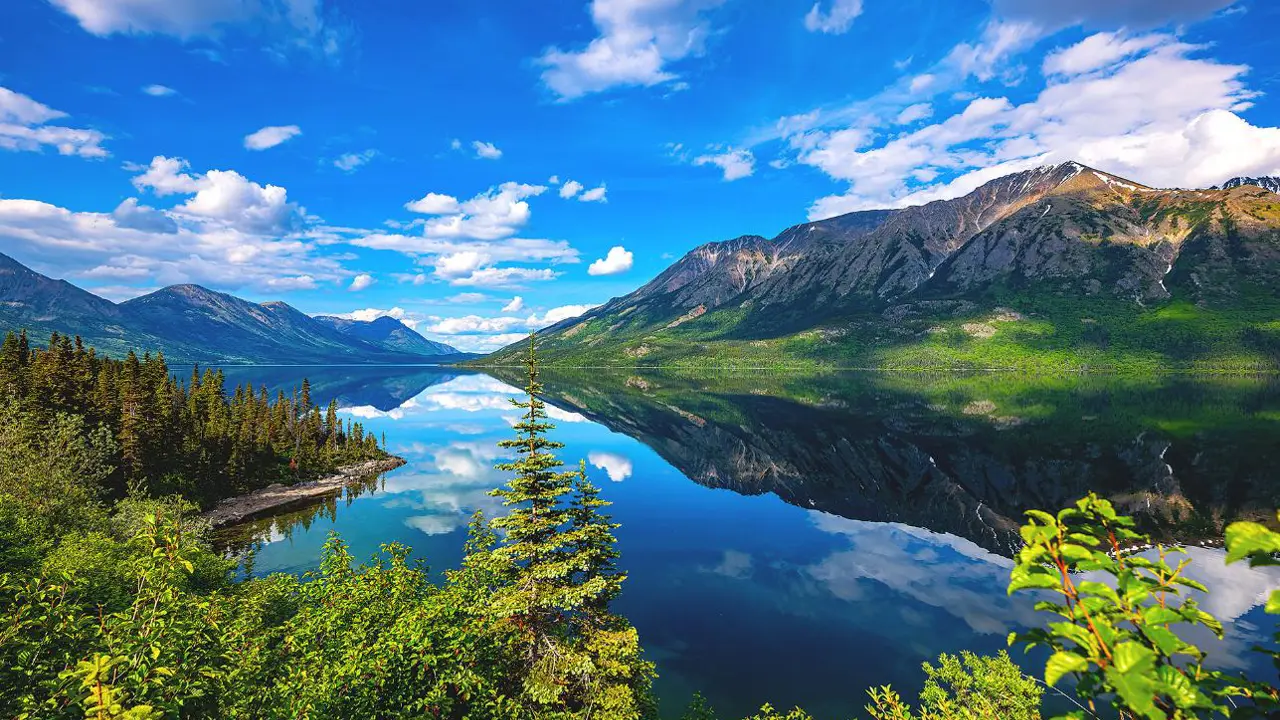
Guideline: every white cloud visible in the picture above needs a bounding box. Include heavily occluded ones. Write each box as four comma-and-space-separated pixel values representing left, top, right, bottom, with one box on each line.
588, 451, 633, 481
472, 140, 502, 160
401, 182, 546, 241
334, 149, 377, 171
244, 124, 301, 150
406, 192, 461, 214
501, 296, 525, 313
0, 197, 346, 294
348, 273, 374, 291
1042, 31, 1166, 76
141, 84, 176, 97
111, 198, 178, 233
895, 103, 933, 125
587, 246, 634, 276
0, 86, 108, 158
328, 306, 411, 325
797, 33, 1280, 218
450, 266, 557, 288
548, 175, 560, 184
46, 0, 351, 58
538, 0, 727, 100
527, 304, 595, 327
694, 148, 755, 181
559, 180, 607, 202
131, 156, 303, 233
428, 315, 524, 335
579, 185, 608, 202
908, 74, 935, 93
804, 0, 863, 34
560, 180, 584, 199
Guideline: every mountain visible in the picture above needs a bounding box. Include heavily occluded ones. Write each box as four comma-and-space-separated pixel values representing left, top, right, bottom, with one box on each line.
481, 162, 1280, 370
0, 254, 472, 364
314, 315, 460, 357
504, 369, 1280, 556
1216, 176, 1280, 194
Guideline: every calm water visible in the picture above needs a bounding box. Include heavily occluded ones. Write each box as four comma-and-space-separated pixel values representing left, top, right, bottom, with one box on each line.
212, 366, 1280, 718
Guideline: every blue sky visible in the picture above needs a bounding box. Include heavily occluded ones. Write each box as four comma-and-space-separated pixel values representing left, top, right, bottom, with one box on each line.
0, 0, 1277, 351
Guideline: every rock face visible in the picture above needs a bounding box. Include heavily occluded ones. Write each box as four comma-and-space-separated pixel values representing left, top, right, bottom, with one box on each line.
1217, 176, 1280, 194
487, 161, 1280, 362
0, 254, 473, 363
516, 371, 1280, 557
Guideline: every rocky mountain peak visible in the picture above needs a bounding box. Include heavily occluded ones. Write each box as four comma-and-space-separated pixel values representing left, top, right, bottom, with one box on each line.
1216, 176, 1280, 194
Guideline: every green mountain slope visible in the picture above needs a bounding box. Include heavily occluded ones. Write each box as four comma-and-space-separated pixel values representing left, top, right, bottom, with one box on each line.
480, 163, 1280, 371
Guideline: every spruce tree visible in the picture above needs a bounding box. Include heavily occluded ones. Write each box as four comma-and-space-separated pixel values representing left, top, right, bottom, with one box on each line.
485, 336, 654, 716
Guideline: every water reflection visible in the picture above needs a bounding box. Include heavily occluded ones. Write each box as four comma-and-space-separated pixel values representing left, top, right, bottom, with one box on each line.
212, 366, 1280, 717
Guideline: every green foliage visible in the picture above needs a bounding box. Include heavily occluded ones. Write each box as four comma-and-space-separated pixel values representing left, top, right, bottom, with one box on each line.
1007, 494, 1273, 718
865, 651, 1042, 720
0, 330, 387, 508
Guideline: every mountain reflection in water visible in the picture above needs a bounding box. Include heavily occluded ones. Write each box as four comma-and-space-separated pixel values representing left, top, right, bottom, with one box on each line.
214, 366, 1280, 718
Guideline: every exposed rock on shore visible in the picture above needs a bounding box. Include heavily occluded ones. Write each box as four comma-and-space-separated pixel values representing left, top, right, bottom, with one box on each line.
203, 456, 407, 528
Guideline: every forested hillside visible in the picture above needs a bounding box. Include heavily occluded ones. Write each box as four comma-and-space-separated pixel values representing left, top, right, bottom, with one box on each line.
0, 329, 386, 506
3, 337, 1280, 719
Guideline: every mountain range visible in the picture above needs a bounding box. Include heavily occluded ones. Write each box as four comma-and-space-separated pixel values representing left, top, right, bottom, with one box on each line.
483, 164, 1280, 370
0, 253, 467, 364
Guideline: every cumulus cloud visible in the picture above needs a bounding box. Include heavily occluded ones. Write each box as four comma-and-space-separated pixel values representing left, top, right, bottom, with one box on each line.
560, 180, 584, 199
579, 185, 608, 202
527, 304, 595, 327
46, 0, 352, 59
327, 306, 413, 326
588, 451, 633, 481
348, 273, 374, 291
796, 32, 1280, 218
0, 86, 108, 158
141, 84, 176, 97
501, 296, 525, 313
559, 180, 607, 202
804, 0, 863, 34
402, 182, 547, 241
110, 198, 178, 233
472, 140, 502, 160
244, 124, 301, 150
587, 246, 634, 276
539, 0, 727, 100
131, 155, 303, 233
694, 148, 755, 181
405, 192, 461, 214
428, 315, 524, 335
0, 197, 344, 294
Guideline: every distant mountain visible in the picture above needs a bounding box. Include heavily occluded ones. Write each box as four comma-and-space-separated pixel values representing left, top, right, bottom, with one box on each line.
0, 253, 473, 364
1216, 176, 1280, 194
480, 162, 1280, 370
314, 315, 460, 357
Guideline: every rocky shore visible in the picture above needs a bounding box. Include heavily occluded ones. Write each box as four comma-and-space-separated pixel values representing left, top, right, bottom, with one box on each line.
202, 456, 407, 528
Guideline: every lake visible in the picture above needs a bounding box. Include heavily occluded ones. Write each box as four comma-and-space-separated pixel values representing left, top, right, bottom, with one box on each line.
211, 365, 1280, 718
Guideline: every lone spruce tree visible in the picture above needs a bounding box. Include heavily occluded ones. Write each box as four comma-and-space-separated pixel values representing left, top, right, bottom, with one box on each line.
487, 336, 654, 717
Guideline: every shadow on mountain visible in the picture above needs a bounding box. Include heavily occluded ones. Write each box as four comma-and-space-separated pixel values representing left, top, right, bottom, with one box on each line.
490, 369, 1280, 556
210, 365, 473, 412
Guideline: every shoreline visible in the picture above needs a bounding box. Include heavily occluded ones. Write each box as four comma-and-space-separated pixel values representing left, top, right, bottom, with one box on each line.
202, 456, 407, 528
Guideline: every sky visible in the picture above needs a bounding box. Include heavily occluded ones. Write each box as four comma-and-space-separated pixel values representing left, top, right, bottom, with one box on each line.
0, 0, 1277, 352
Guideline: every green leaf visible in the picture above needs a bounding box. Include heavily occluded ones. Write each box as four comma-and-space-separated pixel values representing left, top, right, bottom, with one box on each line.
1225, 521, 1280, 566
1045, 651, 1089, 686
1112, 641, 1156, 675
